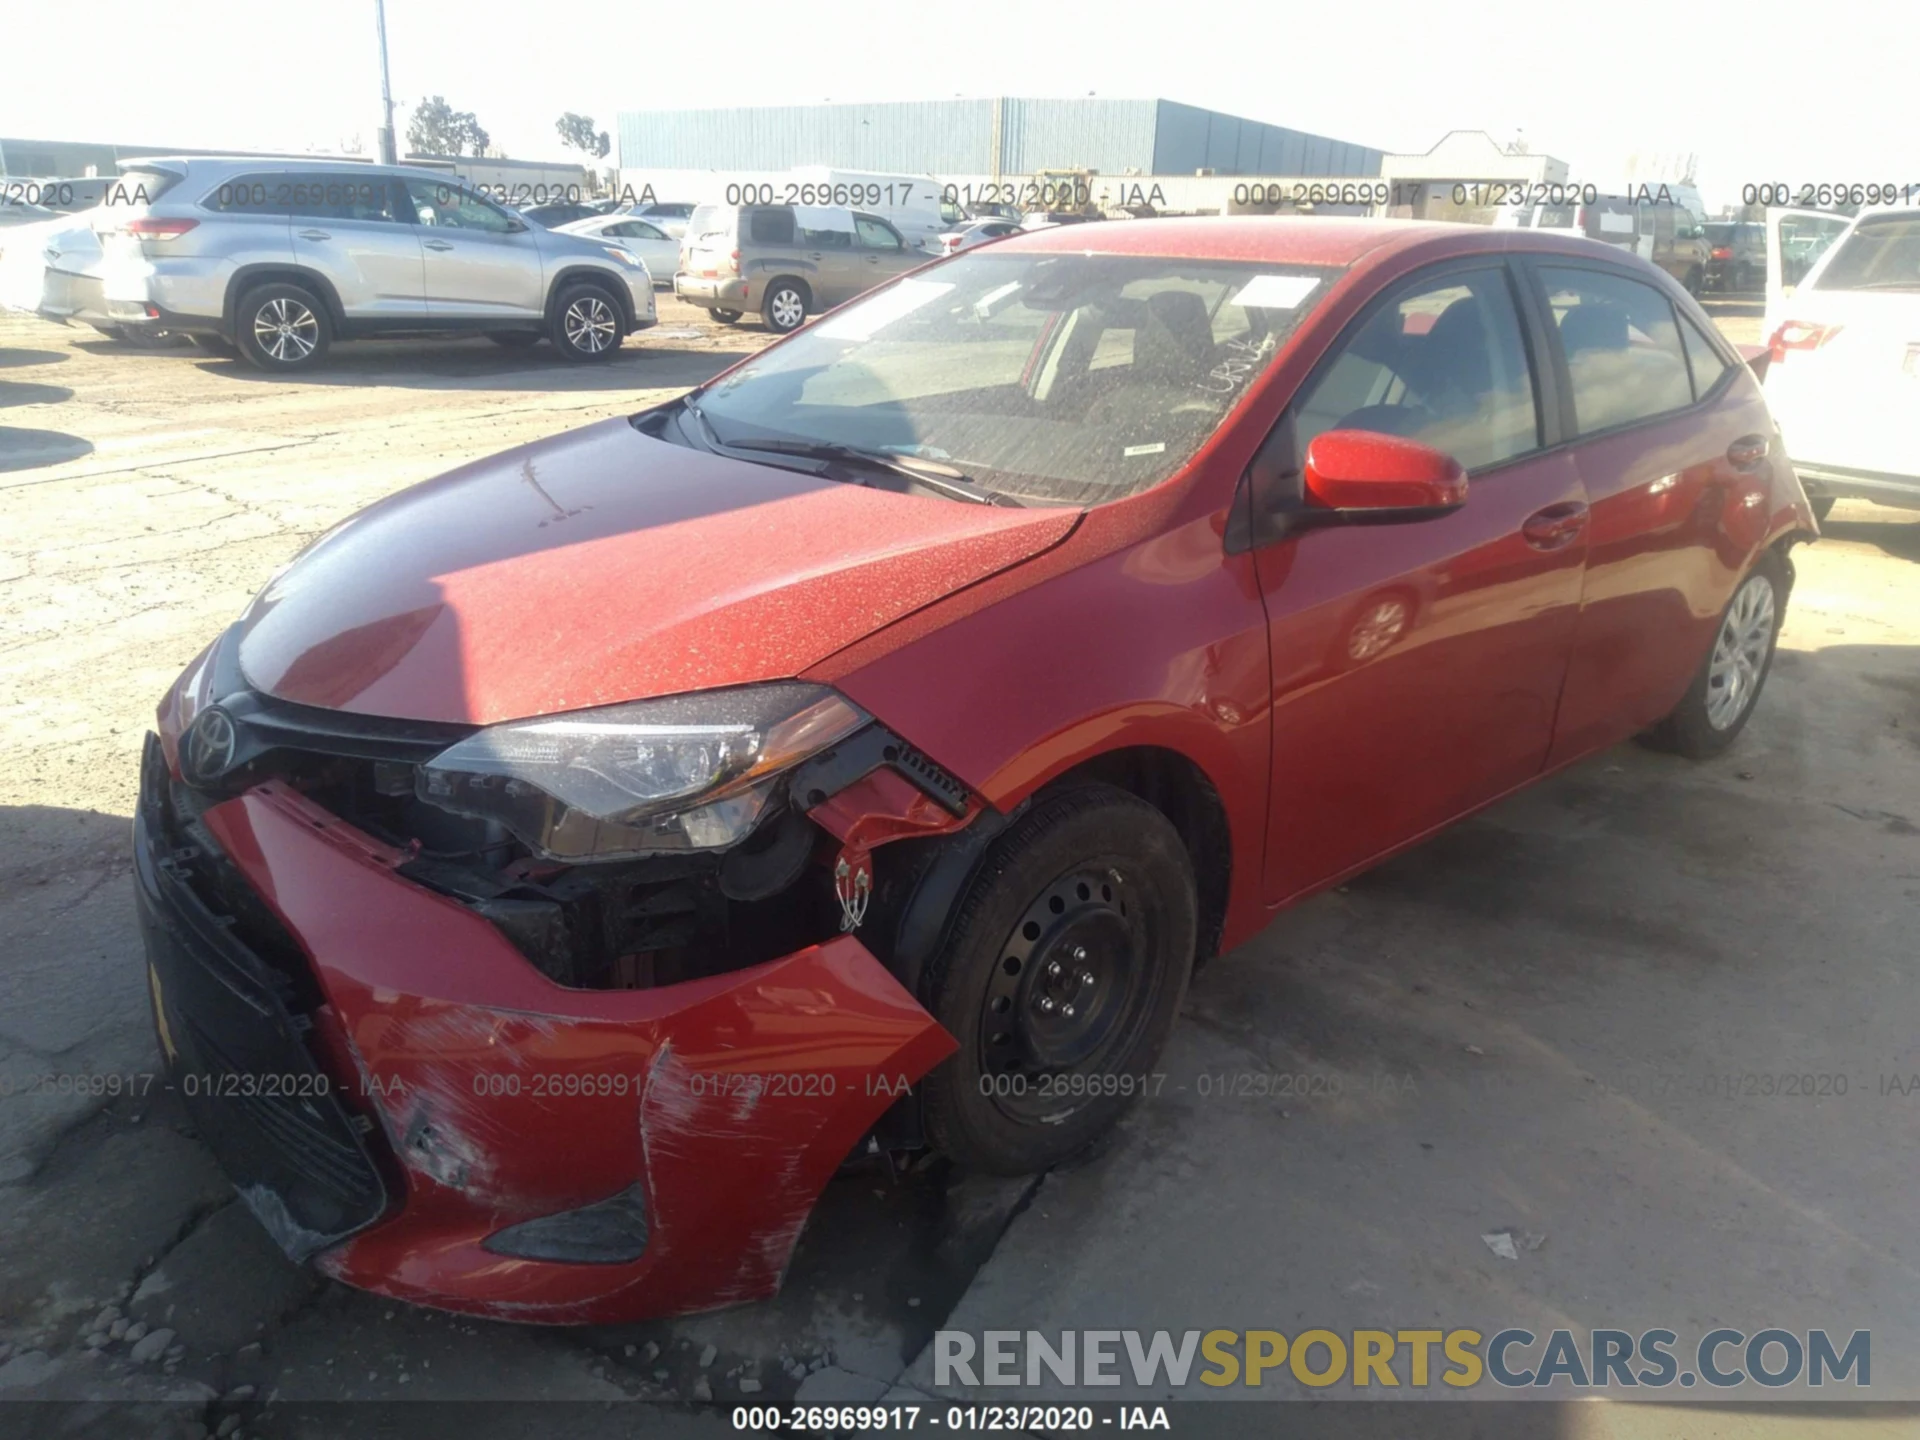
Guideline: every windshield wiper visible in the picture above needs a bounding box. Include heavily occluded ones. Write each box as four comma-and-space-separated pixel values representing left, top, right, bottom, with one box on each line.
719, 437, 1022, 506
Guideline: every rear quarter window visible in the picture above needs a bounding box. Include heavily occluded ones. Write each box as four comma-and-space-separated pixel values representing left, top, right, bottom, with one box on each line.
748, 207, 796, 245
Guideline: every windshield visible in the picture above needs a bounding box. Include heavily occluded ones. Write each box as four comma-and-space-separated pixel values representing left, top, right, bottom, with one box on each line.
691, 251, 1340, 506
1815, 215, 1920, 291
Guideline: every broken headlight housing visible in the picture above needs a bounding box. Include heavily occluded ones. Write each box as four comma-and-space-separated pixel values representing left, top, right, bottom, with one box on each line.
416, 684, 866, 862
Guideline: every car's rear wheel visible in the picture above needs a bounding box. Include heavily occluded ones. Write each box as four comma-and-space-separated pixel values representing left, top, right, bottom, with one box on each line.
710, 309, 742, 324
919, 785, 1196, 1175
235, 283, 330, 373
1642, 551, 1787, 758
549, 283, 625, 362
487, 331, 542, 349
762, 281, 808, 334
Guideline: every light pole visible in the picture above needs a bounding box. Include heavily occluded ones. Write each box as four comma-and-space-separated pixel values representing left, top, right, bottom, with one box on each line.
374, 0, 398, 164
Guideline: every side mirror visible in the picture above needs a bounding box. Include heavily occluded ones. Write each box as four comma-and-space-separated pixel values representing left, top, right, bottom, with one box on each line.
1303, 430, 1468, 517
504, 218, 529, 234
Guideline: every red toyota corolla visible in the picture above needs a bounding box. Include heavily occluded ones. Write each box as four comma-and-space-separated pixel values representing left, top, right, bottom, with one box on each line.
138, 217, 1816, 1323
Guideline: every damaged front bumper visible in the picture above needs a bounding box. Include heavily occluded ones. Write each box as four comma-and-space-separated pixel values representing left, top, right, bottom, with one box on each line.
134, 730, 959, 1323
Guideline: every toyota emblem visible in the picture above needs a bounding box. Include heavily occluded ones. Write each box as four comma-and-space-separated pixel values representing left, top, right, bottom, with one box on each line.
184, 706, 239, 784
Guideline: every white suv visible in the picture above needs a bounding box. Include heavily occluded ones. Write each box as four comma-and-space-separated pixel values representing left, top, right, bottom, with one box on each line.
93, 157, 656, 372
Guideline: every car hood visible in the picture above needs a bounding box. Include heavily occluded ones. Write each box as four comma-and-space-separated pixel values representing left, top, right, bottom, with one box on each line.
235, 417, 1078, 724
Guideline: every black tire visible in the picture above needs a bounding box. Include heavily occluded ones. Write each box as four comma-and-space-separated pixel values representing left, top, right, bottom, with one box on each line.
761, 281, 808, 334
234, 283, 330, 373
710, 308, 743, 324
548, 282, 626, 362
188, 334, 237, 358
1810, 495, 1837, 522
487, 331, 542, 348
1682, 266, 1704, 297
919, 784, 1197, 1175
1642, 549, 1789, 759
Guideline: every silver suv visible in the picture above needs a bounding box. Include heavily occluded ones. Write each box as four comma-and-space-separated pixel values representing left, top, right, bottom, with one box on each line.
94, 158, 656, 371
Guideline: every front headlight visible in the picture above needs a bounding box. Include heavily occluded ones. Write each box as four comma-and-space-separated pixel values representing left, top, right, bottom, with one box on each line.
601, 245, 643, 270
417, 684, 866, 862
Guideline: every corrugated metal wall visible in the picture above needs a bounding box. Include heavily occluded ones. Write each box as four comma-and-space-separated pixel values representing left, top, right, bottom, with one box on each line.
615, 99, 1381, 178
1150, 101, 1383, 177
617, 101, 1001, 173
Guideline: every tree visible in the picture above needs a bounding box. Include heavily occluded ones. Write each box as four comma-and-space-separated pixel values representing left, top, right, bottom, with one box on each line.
407, 96, 491, 157
556, 112, 611, 161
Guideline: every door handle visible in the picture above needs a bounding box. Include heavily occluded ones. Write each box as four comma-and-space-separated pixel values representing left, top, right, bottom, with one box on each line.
1726, 433, 1770, 470
807, 251, 823, 260
1522, 501, 1589, 550
423, 239, 454, 251
297, 229, 331, 240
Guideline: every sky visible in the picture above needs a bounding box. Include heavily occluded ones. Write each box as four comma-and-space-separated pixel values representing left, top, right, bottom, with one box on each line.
3, 0, 1915, 212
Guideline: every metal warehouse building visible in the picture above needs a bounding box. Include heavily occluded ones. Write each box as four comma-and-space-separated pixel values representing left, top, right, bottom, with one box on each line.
615, 98, 1384, 178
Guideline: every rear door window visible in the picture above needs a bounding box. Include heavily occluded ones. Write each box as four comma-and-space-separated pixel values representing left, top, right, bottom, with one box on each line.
1538, 266, 1694, 433
288, 175, 402, 223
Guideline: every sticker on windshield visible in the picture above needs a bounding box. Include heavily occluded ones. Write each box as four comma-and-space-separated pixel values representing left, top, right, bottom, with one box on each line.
973, 281, 1023, 318
1123, 442, 1167, 458
1231, 274, 1321, 310
816, 278, 957, 340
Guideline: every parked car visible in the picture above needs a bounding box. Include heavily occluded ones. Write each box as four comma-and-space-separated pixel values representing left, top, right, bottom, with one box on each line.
1703, 220, 1765, 293
137, 216, 1813, 1325
516, 199, 604, 229
555, 213, 675, 285
85, 158, 655, 371
0, 208, 124, 335
674, 202, 923, 332
626, 201, 695, 238
1498, 194, 1710, 293
1761, 205, 1920, 519
936, 218, 1019, 256
0, 195, 59, 228
1020, 210, 1099, 229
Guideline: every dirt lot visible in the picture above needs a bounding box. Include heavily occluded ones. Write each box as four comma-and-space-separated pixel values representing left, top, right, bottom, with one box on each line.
2, 300, 1917, 1438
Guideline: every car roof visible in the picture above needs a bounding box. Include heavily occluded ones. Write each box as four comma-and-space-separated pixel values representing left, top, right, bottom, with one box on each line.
118, 156, 461, 183
992, 215, 1662, 270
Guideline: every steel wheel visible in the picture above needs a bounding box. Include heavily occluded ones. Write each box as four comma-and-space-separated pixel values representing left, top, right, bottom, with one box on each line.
977, 866, 1159, 1123
1705, 572, 1777, 730
563, 294, 617, 354
252, 296, 318, 364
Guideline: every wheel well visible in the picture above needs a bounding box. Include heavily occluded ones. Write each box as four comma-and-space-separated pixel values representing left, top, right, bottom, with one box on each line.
1038, 747, 1232, 965
547, 268, 635, 328
225, 267, 346, 333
